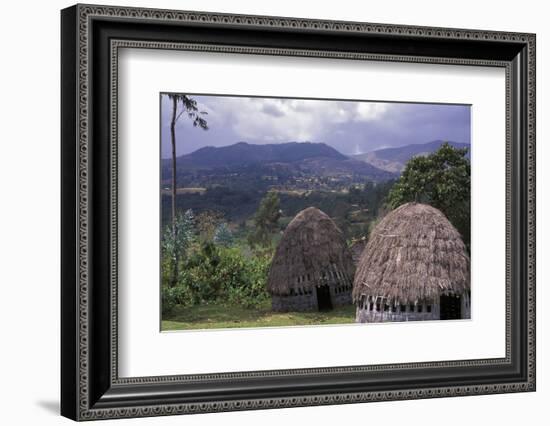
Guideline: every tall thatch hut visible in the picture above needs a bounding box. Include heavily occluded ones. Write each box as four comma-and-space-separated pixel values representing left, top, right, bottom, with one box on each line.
353, 203, 470, 322
350, 237, 367, 267
267, 207, 355, 312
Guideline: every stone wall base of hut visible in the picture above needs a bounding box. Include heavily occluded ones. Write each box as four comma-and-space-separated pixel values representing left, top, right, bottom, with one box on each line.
356, 307, 440, 323
271, 288, 352, 312
355, 294, 471, 322
271, 293, 317, 312
331, 287, 352, 306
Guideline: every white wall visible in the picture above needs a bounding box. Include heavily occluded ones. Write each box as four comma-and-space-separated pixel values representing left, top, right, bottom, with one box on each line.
0, 0, 546, 424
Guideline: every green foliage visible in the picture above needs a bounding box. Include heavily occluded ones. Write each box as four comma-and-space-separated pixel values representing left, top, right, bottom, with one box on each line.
161, 180, 396, 240
361, 180, 396, 217
161, 284, 192, 315
162, 241, 272, 313
162, 209, 195, 253
213, 222, 234, 247
161, 209, 195, 285
386, 143, 470, 247
167, 93, 209, 130
338, 179, 396, 239
167, 94, 209, 288
223, 248, 272, 308
248, 191, 282, 247
195, 210, 224, 242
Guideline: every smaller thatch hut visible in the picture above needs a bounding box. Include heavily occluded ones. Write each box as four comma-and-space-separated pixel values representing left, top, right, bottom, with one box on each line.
267, 207, 355, 312
353, 203, 470, 322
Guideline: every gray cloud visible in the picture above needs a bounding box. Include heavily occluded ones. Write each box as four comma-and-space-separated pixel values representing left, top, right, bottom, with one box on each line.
260, 102, 286, 117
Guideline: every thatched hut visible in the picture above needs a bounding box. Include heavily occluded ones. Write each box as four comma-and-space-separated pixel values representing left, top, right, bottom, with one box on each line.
353, 203, 470, 322
350, 237, 367, 267
267, 207, 355, 312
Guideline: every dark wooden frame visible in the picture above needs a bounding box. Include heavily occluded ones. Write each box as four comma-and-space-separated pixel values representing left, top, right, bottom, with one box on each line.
61, 4, 536, 421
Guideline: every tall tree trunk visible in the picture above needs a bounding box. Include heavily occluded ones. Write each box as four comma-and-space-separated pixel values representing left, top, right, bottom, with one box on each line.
170, 97, 179, 287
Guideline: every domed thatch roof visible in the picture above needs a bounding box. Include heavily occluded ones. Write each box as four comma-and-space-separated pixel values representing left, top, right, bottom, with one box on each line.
267, 207, 355, 296
353, 203, 470, 304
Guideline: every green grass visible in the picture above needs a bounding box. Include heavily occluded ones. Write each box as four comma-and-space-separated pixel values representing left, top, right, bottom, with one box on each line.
162, 301, 356, 331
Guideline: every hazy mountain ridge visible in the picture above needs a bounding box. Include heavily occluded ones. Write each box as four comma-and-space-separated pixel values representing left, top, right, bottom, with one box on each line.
353, 140, 470, 173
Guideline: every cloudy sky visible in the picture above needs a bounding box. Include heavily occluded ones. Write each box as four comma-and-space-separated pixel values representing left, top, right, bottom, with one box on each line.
160, 94, 470, 158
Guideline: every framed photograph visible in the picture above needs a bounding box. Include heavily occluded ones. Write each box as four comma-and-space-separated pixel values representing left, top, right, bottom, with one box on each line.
61, 4, 536, 421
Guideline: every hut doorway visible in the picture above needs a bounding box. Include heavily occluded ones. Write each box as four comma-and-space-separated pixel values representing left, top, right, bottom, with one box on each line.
440, 294, 461, 320
316, 285, 333, 311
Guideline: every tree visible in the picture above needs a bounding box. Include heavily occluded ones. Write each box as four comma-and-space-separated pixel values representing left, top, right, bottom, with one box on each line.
362, 179, 396, 217
386, 143, 470, 247
213, 223, 234, 247
248, 191, 282, 247
196, 210, 225, 242
161, 209, 195, 287
167, 94, 208, 286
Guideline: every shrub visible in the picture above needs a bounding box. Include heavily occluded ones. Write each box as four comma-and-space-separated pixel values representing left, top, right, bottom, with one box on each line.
162, 242, 272, 311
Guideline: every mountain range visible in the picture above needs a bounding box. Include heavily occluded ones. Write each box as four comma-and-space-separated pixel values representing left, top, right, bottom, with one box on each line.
161, 140, 470, 187
161, 142, 397, 185
353, 140, 470, 173
173, 141, 347, 168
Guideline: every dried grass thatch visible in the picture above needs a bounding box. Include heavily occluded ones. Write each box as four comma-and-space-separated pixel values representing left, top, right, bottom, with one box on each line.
353, 202, 470, 304
350, 238, 367, 266
267, 207, 355, 296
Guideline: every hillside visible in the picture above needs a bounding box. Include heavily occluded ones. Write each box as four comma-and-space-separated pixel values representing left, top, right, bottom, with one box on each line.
354, 140, 470, 173
161, 141, 396, 187
169, 141, 346, 169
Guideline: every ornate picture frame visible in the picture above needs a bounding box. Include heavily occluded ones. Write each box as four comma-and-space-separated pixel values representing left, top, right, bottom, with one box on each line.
61, 4, 535, 421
